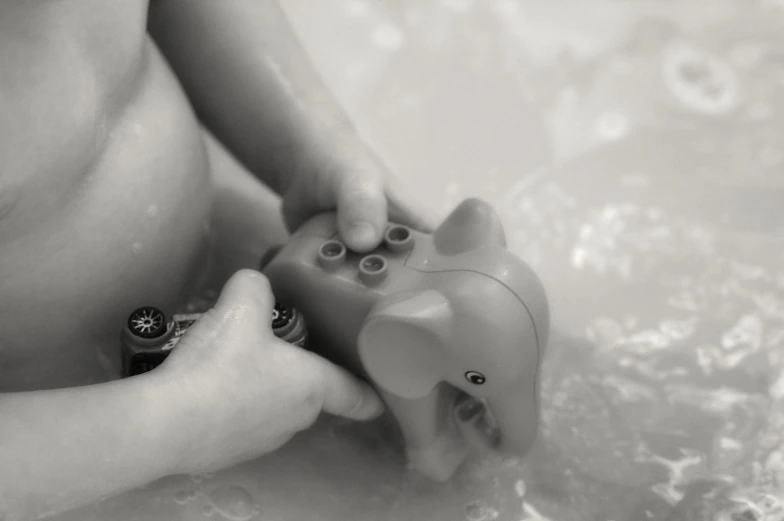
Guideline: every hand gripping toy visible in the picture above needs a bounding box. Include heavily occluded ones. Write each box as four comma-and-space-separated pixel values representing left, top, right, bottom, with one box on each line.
262, 198, 549, 481
120, 303, 308, 377
120, 198, 549, 481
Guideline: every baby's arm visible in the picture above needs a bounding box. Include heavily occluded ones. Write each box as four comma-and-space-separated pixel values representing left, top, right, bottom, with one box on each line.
148, 0, 357, 196
0, 373, 184, 521
0, 271, 381, 521
149, 0, 434, 252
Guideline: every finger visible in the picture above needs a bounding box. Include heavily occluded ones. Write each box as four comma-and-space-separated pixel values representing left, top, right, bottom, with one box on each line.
296, 348, 385, 421
211, 269, 275, 328
335, 171, 388, 253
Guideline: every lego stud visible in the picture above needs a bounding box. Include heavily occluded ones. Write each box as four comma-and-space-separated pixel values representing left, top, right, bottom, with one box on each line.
384, 225, 414, 253
358, 254, 388, 285
317, 240, 346, 271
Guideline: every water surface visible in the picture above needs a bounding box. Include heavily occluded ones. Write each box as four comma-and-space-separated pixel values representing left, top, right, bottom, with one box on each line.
56, 1, 784, 519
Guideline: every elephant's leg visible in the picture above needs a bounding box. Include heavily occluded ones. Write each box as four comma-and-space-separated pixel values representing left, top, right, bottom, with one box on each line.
379, 385, 469, 481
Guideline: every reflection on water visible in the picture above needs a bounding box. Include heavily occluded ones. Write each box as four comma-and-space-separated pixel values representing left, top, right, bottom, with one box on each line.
54, 0, 784, 520
207, 485, 256, 521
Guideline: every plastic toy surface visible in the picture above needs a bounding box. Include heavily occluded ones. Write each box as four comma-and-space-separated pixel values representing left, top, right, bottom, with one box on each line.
263, 198, 550, 481
120, 303, 308, 377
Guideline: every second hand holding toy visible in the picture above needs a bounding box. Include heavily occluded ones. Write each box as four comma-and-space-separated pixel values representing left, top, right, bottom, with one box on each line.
263, 198, 549, 480
120, 198, 549, 481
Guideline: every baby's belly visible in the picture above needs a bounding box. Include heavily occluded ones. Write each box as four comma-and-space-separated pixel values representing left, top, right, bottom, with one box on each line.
0, 42, 214, 391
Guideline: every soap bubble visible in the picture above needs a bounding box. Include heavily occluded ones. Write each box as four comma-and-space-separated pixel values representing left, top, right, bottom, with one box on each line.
662, 41, 740, 115
208, 485, 255, 521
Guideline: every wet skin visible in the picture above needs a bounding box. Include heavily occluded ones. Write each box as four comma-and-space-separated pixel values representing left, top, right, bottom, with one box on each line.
0, 1, 281, 391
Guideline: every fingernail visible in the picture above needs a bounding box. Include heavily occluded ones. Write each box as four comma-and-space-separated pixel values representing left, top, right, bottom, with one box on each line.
348, 222, 377, 250
354, 390, 385, 420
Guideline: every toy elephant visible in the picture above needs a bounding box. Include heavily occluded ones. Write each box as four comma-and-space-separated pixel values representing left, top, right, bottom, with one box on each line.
262, 198, 549, 481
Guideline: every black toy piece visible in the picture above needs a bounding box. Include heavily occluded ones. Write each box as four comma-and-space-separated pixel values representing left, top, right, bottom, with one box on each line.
120, 302, 307, 377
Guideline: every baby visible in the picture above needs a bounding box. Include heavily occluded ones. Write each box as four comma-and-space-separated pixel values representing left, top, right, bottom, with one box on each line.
0, 2, 432, 519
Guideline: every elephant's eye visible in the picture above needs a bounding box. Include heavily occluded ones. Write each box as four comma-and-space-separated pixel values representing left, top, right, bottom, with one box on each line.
465, 371, 486, 385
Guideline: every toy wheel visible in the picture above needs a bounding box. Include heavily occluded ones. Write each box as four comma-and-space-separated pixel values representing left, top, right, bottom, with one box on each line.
272, 302, 295, 330
127, 307, 168, 339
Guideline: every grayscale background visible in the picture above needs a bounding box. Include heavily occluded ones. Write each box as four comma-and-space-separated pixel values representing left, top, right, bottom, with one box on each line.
55, 1, 784, 520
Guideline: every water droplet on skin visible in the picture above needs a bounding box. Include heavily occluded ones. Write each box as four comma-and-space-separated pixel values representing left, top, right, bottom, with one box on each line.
132, 242, 143, 254
174, 490, 190, 504
202, 504, 214, 516
209, 485, 255, 521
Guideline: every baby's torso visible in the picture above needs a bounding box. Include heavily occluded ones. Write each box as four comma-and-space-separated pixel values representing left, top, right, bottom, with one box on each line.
0, 0, 214, 391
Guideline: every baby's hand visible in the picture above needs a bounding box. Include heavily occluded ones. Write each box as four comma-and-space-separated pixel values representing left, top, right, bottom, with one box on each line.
279, 140, 435, 253
154, 270, 383, 475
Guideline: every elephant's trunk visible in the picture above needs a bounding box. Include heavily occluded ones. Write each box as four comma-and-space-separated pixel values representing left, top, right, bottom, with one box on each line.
455, 388, 539, 456
488, 393, 539, 454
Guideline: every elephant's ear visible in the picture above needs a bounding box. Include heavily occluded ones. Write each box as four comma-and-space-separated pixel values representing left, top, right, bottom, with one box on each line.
358, 290, 454, 399
433, 198, 506, 255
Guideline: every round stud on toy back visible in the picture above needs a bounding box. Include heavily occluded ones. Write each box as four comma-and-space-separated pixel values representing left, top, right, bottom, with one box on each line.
358, 254, 388, 285
317, 240, 346, 271
384, 225, 414, 253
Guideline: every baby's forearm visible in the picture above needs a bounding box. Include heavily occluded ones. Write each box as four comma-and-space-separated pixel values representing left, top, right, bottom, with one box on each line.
0, 373, 185, 521
149, 0, 357, 194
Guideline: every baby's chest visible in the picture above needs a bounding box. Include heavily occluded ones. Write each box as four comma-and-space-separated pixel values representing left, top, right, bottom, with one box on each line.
0, 0, 152, 239
0, 313, 113, 392
0, 236, 208, 393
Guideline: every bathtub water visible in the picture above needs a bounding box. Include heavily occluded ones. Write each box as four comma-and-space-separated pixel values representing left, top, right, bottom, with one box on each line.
53, 1, 784, 520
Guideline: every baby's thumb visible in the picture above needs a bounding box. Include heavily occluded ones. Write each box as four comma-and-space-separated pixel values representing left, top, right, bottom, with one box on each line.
209, 269, 275, 329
